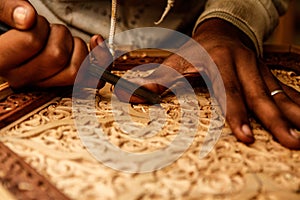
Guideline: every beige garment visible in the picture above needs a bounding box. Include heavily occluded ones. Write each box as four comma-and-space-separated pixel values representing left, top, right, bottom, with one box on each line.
30, 0, 289, 54
196, 0, 290, 55
31, 0, 204, 46
28, 0, 92, 42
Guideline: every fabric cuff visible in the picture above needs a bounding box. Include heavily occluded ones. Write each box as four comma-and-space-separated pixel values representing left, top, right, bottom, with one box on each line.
193, 0, 280, 56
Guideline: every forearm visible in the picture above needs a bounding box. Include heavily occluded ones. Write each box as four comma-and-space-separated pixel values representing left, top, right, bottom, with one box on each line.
193, 0, 290, 56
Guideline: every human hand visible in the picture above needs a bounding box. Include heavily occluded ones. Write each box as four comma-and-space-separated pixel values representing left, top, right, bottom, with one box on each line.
0, 0, 90, 88
114, 19, 300, 149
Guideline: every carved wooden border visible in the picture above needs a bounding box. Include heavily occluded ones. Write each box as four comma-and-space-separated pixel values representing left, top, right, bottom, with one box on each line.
0, 142, 70, 200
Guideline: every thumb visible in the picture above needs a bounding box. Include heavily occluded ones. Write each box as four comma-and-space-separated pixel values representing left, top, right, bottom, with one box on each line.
0, 0, 36, 29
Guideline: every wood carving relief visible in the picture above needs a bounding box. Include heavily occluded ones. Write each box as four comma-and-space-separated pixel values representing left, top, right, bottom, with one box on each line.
0, 45, 299, 199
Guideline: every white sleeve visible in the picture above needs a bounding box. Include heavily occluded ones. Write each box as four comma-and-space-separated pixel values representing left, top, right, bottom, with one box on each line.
194, 0, 290, 55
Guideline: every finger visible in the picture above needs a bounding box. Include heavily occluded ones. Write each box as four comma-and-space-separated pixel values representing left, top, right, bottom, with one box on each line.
114, 76, 165, 104
89, 34, 113, 68
0, 16, 50, 72
90, 34, 104, 51
236, 52, 300, 149
5, 24, 74, 88
36, 37, 88, 87
114, 54, 189, 104
280, 83, 300, 106
87, 34, 114, 89
260, 61, 300, 129
0, 0, 36, 29
133, 54, 197, 93
209, 47, 254, 144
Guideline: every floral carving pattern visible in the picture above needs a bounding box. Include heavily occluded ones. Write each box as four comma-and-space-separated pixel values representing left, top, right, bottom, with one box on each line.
0, 48, 299, 199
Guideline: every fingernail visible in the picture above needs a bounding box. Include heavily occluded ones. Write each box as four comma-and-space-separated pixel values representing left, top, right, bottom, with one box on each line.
290, 129, 300, 139
96, 36, 106, 48
242, 124, 254, 138
13, 6, 28, 25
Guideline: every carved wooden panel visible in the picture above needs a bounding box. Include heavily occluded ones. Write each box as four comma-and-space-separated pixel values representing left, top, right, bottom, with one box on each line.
0, 45, 299, 200
0, 86, 71, 129
0, 142, 70, 199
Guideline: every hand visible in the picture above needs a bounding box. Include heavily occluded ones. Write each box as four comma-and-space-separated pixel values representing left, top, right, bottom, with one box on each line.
114, 19, 300, 149
0, 0, 89, 88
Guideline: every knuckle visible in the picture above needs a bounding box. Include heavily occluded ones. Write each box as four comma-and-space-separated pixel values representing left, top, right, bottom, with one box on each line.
239, 46, 256, 57
226, 85, 241, 96
246, 85, 269, 100
226, 115, 238, 126
247, 93, 268, 109
46, 25, 73, 66
50, 24, 72, 40
47, 45, 69, 66
24, 33, 43, 51
265, 119, 281, 132
24, 16, 49, 51
210, 45, 232, 57
37, 15, 49, 27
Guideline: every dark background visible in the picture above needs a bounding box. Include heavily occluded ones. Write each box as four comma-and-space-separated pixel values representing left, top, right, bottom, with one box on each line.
267, 0, 300, 45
